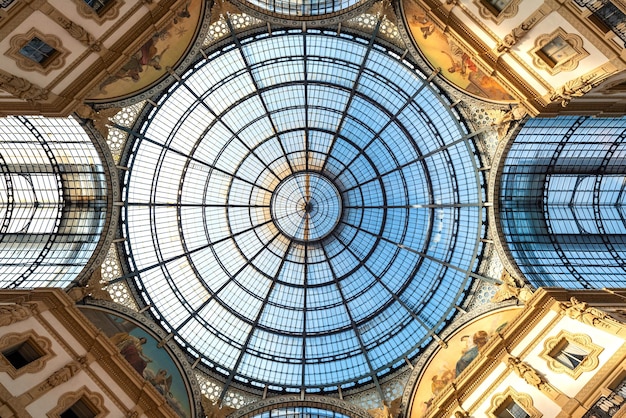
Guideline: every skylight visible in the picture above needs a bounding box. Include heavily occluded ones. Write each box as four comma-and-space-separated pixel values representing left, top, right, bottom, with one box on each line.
121, 28, 485, 393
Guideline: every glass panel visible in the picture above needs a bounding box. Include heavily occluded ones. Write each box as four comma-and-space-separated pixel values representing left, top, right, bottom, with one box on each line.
19, 37, 56, 64
123, 30, 484, 391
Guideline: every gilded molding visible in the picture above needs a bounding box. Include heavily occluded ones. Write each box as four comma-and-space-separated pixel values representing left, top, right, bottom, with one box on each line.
549, 71, 611, 107
540, 330, 603, 379
507, 356, 544, 388
530, 28, 588, 75
496, 7, 548, 53
488, 387, 542, 418
557, 297, 614, 327
572, 342, 626, 409
471, 0, 521, 24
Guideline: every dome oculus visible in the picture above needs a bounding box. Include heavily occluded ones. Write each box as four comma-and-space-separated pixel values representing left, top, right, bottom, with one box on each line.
271, 172, 342, 242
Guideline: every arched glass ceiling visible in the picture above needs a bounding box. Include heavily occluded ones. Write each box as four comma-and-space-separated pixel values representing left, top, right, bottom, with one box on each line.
499, 116, 626, 288
0, 116, 106, 289
252, 407, 350, 418
234, 0, 368, 18
121, 28, 485, 392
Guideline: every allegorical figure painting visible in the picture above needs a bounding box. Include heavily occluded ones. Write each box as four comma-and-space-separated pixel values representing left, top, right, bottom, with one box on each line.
88, 0, 203, 102
79, 307, 192, 418
409, 307, 523, 418
402, 0, 515, 103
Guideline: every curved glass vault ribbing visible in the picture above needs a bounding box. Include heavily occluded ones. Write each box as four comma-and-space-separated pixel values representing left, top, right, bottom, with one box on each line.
232, 0, 368, 19
499, 116, 626, 289
121, 29, 486, 392
251, 407, 350, 418
0, 116, 107, 289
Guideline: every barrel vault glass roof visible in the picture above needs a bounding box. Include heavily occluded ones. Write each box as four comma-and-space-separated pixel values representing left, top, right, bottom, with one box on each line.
0, 116, 106, 289
499, 116, 626, 289
120, 28, 486, 393
235, 0, 367, 18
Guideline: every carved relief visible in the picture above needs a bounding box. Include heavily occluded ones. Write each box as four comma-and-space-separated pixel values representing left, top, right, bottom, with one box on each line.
72, 0, 125, 24
540, 330, 603, 379
549, 72, 609, 107
557, 296, 612, 326
507, 356, 543, 388
506, 356, 561, 399
491, 269, 533, 303
0, 73, 49, 103
67, 269, 117, 302
5, 29, 68, 75
530, 28, 588, 75
472, 0, 521, 24
47, 386, 109, 418
488, 387, 542, 417
0, 331, 53, 379
496, 9, 545, 53
47, 9, 100, 51
0, 302, 38, 326
38, 357, 87, 393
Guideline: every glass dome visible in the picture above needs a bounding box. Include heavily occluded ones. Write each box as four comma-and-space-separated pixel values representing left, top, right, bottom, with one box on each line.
121, 28, 485, 392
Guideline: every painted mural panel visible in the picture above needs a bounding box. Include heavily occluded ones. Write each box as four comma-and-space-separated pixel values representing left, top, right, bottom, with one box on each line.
409, 306, 523, 418
402, 0, 514, 103
87, 0, 203, 102
79, 306, 193, 418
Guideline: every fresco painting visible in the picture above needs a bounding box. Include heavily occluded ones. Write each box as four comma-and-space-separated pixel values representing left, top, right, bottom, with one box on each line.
409, 307, 523, 418
403, 0, 515, 102
79, 307, 193, 418
88, 0, 203, 102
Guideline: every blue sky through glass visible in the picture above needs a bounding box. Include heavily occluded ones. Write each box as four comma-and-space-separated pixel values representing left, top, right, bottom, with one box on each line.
123, 29, 484, 392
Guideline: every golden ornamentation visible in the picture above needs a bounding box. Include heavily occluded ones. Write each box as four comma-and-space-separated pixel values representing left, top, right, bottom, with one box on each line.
487, 106, 527, 141
488, 387, 542, 417
202, 396, 236, 418
496, 12, 543, 53
557, 296, 611, 326
530, 28, 588, 75
549, 72, 609, 107
490, 270, 533, 303
75, 104, 122, 140
367, 397, 402, 418
507, 356, 543, 388
540, 330, 603, 379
